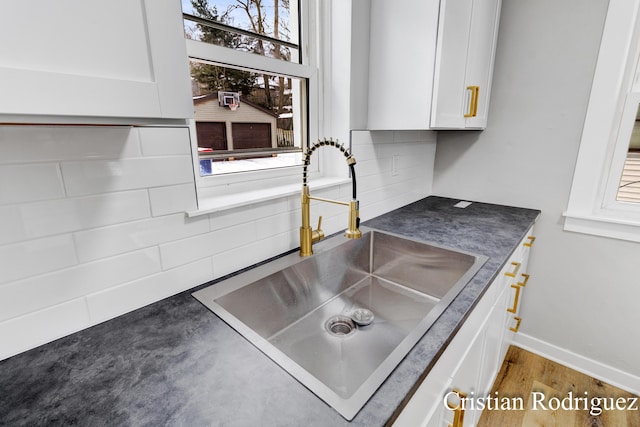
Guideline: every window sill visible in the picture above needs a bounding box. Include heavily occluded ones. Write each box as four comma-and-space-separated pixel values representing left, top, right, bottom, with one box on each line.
563, 211, 640, 243
186, 176, 351, 217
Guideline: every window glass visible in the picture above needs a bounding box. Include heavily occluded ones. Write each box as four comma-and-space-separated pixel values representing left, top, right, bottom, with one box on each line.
189, 59, 303, 175
182, 0, 299, 63
616, 104, 640, 203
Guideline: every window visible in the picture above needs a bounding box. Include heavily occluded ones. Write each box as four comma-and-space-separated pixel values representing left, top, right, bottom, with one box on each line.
615, 108, 640, 203
564, 0, 640, 242
604, 93, 640, 205
181, 0, 317, 178
183, 0, 300, 63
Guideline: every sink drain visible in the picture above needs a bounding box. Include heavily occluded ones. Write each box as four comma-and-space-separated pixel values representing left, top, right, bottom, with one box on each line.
325, 315, 356, 337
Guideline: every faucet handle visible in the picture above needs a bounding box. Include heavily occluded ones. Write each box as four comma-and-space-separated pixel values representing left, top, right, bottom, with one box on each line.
311, 215, 325, 244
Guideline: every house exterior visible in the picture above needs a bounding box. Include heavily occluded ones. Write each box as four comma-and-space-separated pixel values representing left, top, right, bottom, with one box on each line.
193, 93, 278, 152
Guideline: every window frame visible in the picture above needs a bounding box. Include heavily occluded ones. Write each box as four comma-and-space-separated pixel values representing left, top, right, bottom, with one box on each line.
184, 0, 327, 209
563, 0, 640, 243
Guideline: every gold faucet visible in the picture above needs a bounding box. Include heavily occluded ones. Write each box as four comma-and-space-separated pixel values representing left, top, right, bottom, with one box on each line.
300, 138, 362, 256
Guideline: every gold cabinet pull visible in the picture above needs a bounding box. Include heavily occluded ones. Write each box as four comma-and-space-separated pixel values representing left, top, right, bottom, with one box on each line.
524, 235, 536, 247
518, 273, 530, 287
446, 388, 467, 427
464, 85, 480, 118
504, 261, 521, 278
507, 284, 522, 314
509, 316, 522, 333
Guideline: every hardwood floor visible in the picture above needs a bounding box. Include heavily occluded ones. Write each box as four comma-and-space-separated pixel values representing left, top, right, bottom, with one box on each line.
477, 346, 640, 427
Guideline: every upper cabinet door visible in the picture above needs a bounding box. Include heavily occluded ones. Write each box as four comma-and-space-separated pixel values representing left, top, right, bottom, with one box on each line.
430, 0, 474, 129
431, 0, 502, 129
367, 0, 501, 131
464, 0, 502, 128
367, 0, 441, 130
0, 0, 193, 121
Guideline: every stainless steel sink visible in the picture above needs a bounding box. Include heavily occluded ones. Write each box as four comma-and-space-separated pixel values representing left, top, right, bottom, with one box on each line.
192, 227, 487, 420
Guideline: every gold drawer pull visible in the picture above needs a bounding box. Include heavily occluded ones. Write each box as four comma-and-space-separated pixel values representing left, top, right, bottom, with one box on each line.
504, 261, 521, 278
524, 236, 536, 247
464, 85, 479, 118
509, 316, 522, 333
507, 284, 522, 314
446, 388, 467, 427
518, 273, 530, 287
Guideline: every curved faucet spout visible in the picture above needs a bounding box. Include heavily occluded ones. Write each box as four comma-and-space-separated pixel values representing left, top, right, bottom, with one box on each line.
300, 138, 362, 256
303, 138, 357, 200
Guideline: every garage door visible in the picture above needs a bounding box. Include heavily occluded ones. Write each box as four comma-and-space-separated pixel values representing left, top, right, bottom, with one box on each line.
231, 123, 272, 150
196, 122, 227, 150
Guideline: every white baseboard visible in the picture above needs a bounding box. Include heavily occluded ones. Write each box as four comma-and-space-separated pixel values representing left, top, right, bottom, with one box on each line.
512, 333, 640, 395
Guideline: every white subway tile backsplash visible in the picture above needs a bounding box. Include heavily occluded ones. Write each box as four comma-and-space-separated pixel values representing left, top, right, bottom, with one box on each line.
86, 258, 213, 324
254, 210, 298, 241
61, 156, 194, 197
139, 127, 192, 156
0, 297, 91, 361
0, 206, 28, 246
0, 163, 65, 205
159, 232, 218, 270
0, 190, 151, 245
149, 183, 197, 216
74, 213, 209, 263
0, 234, 77, 284
353, 172, 388, 194
357, 157, 392, 178
367, 131, 395, 144
0, 126, 437, 360
159, 221, 257, 270
350, 142, 377, 162
208, 196, 292, 231
393, 130, 437, 143
211, 220, 259, 250
359, 176, 430, 221
0, 248, 161, 322
211, 230, 297, 278
0, 125, 141, 164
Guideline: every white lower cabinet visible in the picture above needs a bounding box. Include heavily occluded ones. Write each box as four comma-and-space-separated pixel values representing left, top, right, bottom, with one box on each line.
393, 227, 535, 427
435, 327, 486, 427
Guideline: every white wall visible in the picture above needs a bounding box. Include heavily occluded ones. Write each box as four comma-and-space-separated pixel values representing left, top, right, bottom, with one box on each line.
0, 125, 435, 360
434, 0, 640, 385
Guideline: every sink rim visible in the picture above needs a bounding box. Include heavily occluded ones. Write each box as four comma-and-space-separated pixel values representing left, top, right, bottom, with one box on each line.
192, 226, 488, 420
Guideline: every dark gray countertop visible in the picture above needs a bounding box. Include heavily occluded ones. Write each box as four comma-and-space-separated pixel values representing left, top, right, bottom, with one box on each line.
0, 196, 540, 426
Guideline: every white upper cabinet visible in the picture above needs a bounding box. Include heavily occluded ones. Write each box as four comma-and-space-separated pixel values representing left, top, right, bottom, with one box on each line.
432, 0, 502, 129
368, 0, 502, 130
368, 0, 441, 130
0, 0, 193, 122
